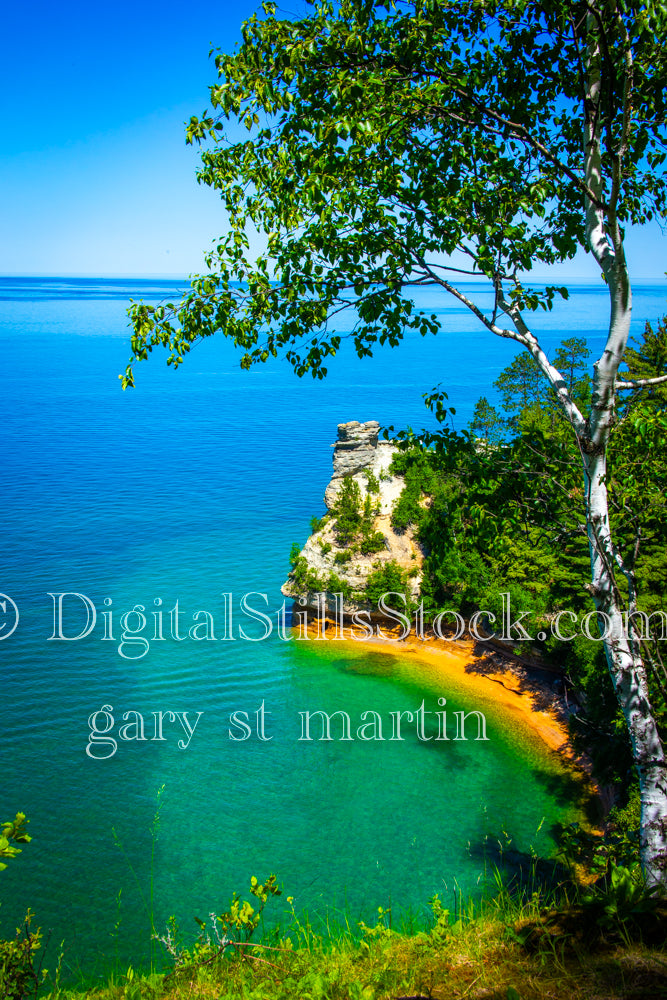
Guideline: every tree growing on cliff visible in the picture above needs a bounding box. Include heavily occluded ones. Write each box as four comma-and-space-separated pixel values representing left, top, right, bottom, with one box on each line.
123, 0, 667, 885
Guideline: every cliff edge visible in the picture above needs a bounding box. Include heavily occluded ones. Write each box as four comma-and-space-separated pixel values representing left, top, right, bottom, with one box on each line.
282, 420, 423, 614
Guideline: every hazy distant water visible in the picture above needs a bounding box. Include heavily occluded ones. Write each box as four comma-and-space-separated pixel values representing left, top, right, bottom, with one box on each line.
1, 276, 664, 980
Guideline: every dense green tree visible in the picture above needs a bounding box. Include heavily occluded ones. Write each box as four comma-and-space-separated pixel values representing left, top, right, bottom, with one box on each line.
399, 327, 667, 783
469, 396, 503, 444
491, 336, 591, 426
123, 1, 667, 884
332, 476, 363, 545
493, 352, 547, 417
621, 315, 667, 409
553, 337, 591, 404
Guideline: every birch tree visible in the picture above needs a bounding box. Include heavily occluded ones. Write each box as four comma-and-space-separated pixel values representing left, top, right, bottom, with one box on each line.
123, 0, 667, 884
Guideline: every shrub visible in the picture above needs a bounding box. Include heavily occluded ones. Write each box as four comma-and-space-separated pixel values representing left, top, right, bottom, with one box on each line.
0, 815, 31, 871
359, 531, 386, 555
363, 469, 380, 494
365, 561, 411, 607
333, 477, 363, 545
389, 448, 440, 533
391, 485, 422, 532
157, 875, 281, 974
0, 914, 42, 1000
289, 542, 302, 568
1, 815, 42, 1000
290, 557, 326, 593
325, 572, 355, 599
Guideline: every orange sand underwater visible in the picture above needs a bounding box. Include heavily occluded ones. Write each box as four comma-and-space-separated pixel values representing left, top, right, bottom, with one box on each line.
313, 622, 579, 762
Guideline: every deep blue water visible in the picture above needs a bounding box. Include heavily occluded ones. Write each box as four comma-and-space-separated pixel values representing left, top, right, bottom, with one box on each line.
1, 276, 665, 981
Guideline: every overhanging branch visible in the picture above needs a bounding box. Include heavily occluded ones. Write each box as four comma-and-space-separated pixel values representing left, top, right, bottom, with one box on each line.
617, 374, 667, 390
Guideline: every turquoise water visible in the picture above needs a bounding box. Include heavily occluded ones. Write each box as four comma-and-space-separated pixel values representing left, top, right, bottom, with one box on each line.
1, 277, 665, 978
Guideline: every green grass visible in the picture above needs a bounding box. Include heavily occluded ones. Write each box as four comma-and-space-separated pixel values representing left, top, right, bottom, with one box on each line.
7, 798, 666, 1000
36, 873, 667, 1000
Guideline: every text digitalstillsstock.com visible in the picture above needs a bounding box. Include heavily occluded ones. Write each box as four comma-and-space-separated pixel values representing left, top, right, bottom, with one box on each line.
1, 590, 665, 658
85, 699, 490, 759
4, 590, 664, 761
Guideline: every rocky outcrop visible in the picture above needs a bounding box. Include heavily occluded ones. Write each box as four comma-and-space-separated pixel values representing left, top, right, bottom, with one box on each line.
324, 420, 397, 510
282, 420, 424, 615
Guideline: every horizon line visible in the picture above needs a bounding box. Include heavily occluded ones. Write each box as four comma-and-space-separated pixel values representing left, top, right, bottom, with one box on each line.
1, 272, 666, 287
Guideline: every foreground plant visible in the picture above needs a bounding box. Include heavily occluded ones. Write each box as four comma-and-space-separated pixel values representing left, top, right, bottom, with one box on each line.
1, 813, 45, 1000
0, 814, 32, 872
46, 873, 667, 1000
155, 873, 282, 975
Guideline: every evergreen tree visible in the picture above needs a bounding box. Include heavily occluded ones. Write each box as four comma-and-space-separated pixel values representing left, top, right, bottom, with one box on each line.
469, 396, 503, 444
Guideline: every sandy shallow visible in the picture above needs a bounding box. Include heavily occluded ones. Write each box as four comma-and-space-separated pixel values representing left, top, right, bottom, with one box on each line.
312, 621, 597, 783
356, 633, 570, 753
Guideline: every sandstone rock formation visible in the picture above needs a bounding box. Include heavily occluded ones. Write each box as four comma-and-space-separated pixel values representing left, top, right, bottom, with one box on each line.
282, 420, 424, 616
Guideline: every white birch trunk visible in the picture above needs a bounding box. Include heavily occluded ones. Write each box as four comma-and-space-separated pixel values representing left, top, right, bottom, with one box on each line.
578, 10, 667, 886
582, 416, 667, 886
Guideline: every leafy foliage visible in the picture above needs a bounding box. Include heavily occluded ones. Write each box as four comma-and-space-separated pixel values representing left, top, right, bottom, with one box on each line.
333, 476, 363, 546
0, 815, 31, 873
156, 874, 281, 974
385, 326, 667, 782
0, 814, 43, 1000
330, 475, 386, 555
358, 530, 386, 555
492, 337, 590, 431
54, 868, 667, 999
123, 0, 667, 388
364, 561, 410, 606
363, 469, 380, 494
621, 315, 667, 408
553, 338, 591, 406
289, 556, 327, 594
494, 352, 548, 417
390, 448, 437, 532
0, 912, 42, 1000
469, 396, 503, 445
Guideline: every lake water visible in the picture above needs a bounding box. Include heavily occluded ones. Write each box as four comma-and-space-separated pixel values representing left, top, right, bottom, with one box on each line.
1, 276, 665, 981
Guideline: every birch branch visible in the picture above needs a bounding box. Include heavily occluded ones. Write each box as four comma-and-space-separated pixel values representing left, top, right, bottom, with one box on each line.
616, 374, 667, 389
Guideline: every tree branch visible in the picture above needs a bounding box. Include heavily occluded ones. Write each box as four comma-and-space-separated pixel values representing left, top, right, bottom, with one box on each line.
404, 74, 608, 211
616, 374, 667, 389
496, 291, 588, 437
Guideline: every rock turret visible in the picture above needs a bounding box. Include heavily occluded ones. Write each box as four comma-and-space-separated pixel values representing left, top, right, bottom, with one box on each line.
329, 420, 380, 477
282, 420, 423, 615
324, 420, 394, 510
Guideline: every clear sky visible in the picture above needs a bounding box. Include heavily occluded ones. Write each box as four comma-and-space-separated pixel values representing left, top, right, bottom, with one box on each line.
1, 0, 664, 281
0, 0, 275, 277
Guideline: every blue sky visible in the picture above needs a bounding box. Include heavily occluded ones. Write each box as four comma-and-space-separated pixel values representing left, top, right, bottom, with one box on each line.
1, 0, 664, 281
0, 0, 274, 277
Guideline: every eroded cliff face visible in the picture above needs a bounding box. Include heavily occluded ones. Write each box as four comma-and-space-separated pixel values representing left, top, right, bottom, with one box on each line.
282, 420, 423, 615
